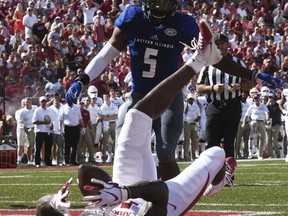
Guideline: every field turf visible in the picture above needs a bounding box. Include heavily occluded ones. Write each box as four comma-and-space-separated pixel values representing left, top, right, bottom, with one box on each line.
0, 159, 288, 215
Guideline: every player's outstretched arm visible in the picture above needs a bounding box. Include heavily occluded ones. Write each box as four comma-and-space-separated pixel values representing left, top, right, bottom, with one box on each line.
65, 27, 127, 106
36, 178, 73, 216
214, 56, 285, 89
82, 179, 168, 216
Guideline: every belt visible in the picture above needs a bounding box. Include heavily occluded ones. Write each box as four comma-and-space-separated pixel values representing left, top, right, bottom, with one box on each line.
109, 121, 115, 123
210, 98, 240, 106
252, 120, 264, 122
184, 122, 196, 124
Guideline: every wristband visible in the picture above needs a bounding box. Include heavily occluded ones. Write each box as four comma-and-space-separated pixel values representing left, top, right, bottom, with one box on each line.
211, 85, 215, 93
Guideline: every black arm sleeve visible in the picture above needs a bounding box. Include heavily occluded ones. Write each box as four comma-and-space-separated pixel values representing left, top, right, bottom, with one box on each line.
75, 73, 90, 85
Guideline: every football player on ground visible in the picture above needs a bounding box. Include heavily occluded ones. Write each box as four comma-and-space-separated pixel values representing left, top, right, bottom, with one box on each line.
65, 0, 284, 181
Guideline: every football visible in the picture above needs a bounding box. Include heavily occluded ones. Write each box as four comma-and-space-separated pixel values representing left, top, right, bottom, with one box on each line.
77, 164, 112, 196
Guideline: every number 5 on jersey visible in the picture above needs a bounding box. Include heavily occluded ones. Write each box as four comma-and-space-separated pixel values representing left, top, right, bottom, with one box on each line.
143, 48, 158, 78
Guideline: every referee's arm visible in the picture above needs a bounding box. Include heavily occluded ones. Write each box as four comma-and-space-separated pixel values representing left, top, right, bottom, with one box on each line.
196, 84, 224, 94
196, 84, 213, 94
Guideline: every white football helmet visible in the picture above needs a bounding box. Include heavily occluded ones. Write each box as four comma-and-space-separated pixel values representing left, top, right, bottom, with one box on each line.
261, 86, 270, 97
249, 87, 259, 98
87, 85, 98, 99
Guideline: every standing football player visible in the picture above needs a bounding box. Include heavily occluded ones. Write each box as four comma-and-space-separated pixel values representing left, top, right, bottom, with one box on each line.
66, 0, 285, 180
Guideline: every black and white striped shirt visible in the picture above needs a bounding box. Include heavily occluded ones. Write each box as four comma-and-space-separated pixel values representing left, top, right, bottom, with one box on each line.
196, 56, 246, 103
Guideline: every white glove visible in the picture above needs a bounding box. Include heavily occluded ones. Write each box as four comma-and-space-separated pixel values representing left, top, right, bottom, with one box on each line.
80, 128, 86, 135
50, 178, 72, 215
82, 179, 128, 209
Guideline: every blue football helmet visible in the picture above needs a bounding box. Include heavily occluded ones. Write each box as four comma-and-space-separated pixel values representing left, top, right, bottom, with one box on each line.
142, 0, 180, 26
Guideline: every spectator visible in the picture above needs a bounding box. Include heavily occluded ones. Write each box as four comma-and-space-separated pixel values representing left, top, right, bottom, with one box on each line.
45, 77, 62, 95
76, 98, 96, 164
32, 16, 49, 43
99, 0, 112, 18
13, 3, 25, 35
272, 28, 281, 43
266, 92, 281, 158
237, 1, 248, 19
85, 91, 101, 152
272, 3, 283, 18
107, 0, 120, 22
183, 93, 200, 161
9, 29, 24, 50
274, 10, 285, 29
32, 96, 54, 167
109, 88, 123, 108
275, 47, 284, 68
15, 99, 26, 164
182, 46, 193, 63
42, 0, 55, 19
80, 0, 99, 26
75, 9, 84, 25
263, 58, 279, 75
80, 27, 95, 54
220, 2, 231, 17
49, 96, 63, 165
59, 102, 84, 166
68, 27, 80, 46
92, 17, 105, 51
235, 92, 251, 159
93, 9, 105, 25
209, 2, 220, 18
229, 2, 237, 16
99, 93, 118, 163
19, 97, 37, 165
23, 7, 37, 40
47, 25, 61, 51
119, 0, 128, 12
242, 94, 270, 160
6, 7, 15, 35
50, 16, 65, 32
104, 18, 115, 40
39, 59, 54, 82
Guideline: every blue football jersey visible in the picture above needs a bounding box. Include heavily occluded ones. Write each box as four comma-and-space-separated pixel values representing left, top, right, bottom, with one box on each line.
116, 6, 199, 94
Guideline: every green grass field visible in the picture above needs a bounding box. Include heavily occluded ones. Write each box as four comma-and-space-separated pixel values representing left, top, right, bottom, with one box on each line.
0, 159, 288, 215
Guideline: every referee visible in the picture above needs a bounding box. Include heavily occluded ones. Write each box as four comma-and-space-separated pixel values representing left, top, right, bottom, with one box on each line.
196, 33, 253, 157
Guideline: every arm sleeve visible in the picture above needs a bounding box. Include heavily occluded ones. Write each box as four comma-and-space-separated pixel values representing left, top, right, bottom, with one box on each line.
84, 42, 121, 82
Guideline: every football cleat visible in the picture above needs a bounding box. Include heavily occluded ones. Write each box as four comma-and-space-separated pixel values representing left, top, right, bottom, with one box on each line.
203, 157, 237, 197
184, 20, 222, 73
197, 19, 213, 53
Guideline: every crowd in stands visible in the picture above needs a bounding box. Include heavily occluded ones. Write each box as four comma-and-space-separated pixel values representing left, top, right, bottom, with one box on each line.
1, 0, 288, 165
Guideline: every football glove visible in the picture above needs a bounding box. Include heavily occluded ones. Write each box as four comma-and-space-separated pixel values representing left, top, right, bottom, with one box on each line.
50, 178, 72, 215
65, 74, 90, 107
254, 72, 286, 89
65, 81, 83, 107
82, 179, 128, 209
